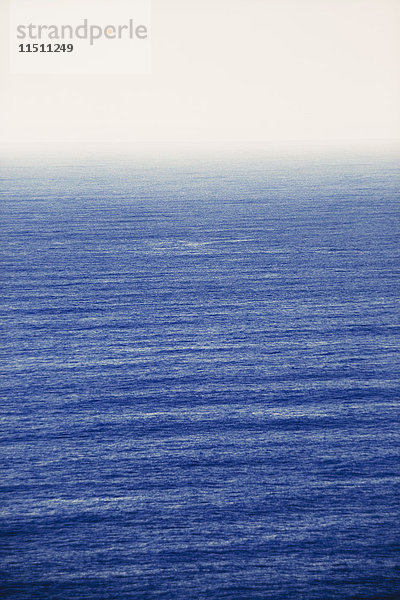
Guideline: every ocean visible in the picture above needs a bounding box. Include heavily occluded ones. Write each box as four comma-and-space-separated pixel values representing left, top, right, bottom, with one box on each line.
1, 151, 399, 599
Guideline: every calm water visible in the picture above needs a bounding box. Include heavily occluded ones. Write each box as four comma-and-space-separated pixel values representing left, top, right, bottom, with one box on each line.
1, 153, 400, 599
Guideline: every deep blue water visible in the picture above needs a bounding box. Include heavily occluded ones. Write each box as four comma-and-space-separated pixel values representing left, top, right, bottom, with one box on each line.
1, 152, 400, 600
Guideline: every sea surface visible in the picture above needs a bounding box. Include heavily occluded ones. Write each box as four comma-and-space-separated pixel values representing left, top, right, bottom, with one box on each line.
1, 151, 400, 600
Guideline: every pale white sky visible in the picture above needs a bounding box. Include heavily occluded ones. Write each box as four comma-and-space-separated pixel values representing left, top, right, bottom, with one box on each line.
1, 0, 399, 152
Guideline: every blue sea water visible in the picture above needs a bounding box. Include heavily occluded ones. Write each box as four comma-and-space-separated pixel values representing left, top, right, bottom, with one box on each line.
1, 151, 400, 600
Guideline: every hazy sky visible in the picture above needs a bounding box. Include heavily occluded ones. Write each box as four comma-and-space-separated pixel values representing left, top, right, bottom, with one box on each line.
1, 0, 399, 151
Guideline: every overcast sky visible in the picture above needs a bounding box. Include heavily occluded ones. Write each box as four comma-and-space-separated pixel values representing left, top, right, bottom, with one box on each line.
1, 0, 399, 152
